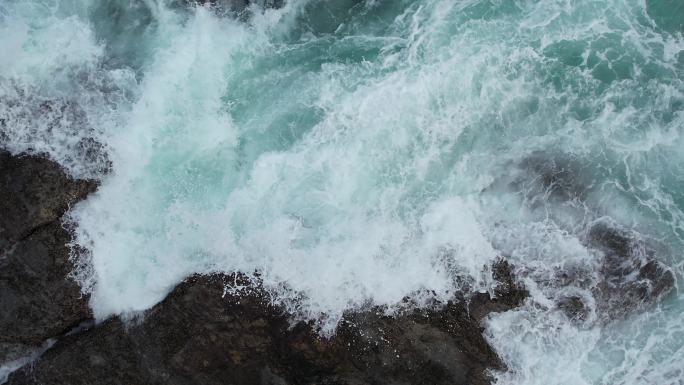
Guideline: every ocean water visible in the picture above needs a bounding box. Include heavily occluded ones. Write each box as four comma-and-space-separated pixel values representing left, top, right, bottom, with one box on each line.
1, 0, 683, 383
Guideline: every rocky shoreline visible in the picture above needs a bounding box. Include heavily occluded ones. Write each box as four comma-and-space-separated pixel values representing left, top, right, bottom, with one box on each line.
1, 3, 537, 383
0, 150, 96, 365
5, 268, 526, 385
0, 148, 676, 384
1, 149, 529, 385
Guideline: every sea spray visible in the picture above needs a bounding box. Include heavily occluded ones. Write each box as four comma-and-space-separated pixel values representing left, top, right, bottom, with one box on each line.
1, 0, 683, 383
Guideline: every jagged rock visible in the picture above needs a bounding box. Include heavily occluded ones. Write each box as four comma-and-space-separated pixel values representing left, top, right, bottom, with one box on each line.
550, 222, 676, 323
0, 148, 527, 384
0, 150, 96, 362
8, 262, 526, 385
0, 150, 95, 243
512, 153, 675, 321
556, 296, 588, 321
588, 222, 675, 318
467, 259, 528, 321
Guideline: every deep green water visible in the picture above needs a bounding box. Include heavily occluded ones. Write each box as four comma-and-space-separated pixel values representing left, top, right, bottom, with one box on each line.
1, 1, 683, 383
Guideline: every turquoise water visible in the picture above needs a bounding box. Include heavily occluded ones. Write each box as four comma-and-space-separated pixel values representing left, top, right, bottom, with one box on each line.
1, 0, 683, 383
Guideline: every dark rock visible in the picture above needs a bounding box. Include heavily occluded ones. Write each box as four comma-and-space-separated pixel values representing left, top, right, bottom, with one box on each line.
517, 152, 590, 204
545, 222, 674, 323
638, 260, 676, 298
467, 259, 528, 321
587, 222, 675, 319
557, 296, 588, 321
8, 262, 526, 385
0, 150, 95, 243
511, 153, 674, 321
0, 150, 96, 362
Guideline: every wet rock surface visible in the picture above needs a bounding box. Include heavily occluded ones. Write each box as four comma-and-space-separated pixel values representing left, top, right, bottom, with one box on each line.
587, 222, 675, 319
0, 148, 528, 385
545, 221, 676, 323
517, 152, 590, 203
556, 296, 589, 322
2, 148, 675, 384
509, 152, 675, 322
0, 150, 96, 362
467, 259, 529, 322
7, 261, 526, 385
0, 94, 111, 178
182, 0, 284, 16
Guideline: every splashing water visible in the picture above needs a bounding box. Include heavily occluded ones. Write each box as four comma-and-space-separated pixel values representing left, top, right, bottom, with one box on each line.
1, 0, 683, 383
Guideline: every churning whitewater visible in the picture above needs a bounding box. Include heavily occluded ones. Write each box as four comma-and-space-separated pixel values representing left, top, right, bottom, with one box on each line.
1, 0, 683, 383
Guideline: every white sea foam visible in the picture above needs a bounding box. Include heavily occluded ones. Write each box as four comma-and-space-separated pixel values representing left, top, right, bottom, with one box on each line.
1, 0, 683, 383
67, 1, 509, 325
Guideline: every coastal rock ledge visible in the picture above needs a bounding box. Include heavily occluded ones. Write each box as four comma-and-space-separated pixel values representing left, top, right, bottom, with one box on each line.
0, 150, 96, 363
7, 264, 526, 385
1, 149, 677, 385
1, 148, 528, 385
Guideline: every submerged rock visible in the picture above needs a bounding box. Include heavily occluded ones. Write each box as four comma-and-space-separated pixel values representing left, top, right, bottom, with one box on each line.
0, 95, 110, 177
515, 151, 592, 205
0, 150, 96, 362
467, 259, 529, 321
551, 222, 675, 323
556, 296, 589, 322
587, 222, 675, 319
510, 152, 675, 322
8, 261, 526, 385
